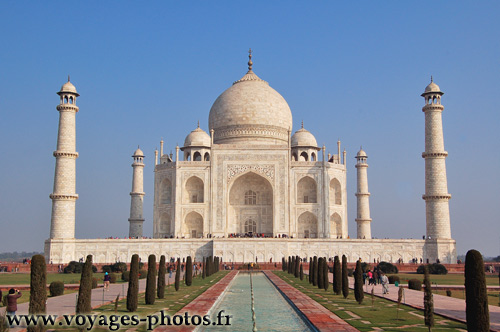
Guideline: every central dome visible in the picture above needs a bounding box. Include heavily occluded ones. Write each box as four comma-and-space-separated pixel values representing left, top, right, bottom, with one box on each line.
208, 67, 293, 145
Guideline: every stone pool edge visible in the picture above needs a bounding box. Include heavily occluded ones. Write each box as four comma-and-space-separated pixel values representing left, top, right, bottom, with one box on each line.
154, 270, 238, 332
264, 271, 359, 332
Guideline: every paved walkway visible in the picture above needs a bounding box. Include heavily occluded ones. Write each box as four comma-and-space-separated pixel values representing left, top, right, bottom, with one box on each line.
264, 271, 358, 331
325, 273, 500, 331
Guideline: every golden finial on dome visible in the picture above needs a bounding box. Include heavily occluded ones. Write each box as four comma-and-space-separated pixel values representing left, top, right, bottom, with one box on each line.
301, 120, 304, 129
248, 48, 253, 71
197, 120, 200, 128
431, 75, 433, 83
68, 75, 70, 82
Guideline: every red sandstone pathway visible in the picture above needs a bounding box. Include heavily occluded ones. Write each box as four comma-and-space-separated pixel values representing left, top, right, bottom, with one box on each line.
154, 270, 238, 332
264, 271, 359, 331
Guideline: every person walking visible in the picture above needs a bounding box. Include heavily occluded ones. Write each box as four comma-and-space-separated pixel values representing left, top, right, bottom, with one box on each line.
103, 272, 111, 291
381, 273, 389, 294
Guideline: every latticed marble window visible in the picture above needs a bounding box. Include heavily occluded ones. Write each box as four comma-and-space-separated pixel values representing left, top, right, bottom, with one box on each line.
245, 190, 257, 205
245, 218, 257, 233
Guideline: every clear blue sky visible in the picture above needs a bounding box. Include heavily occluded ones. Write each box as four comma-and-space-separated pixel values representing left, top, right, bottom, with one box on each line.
1, 2, 499, 257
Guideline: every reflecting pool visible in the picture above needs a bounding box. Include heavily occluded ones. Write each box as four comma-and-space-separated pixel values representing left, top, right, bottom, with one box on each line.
200, 272, 314, 331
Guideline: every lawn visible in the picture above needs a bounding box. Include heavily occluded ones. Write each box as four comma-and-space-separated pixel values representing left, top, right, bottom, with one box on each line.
49, 271, 229, 332
0, 272, 125, 285
274, 271, 467, 332
389, 273, 499, 286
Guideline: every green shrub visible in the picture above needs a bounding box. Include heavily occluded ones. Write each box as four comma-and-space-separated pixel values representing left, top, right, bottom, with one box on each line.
417, 263, 448, 275
342, 255, 349, 299
64, 261, 97, 274
49, 281, 64, 297
347, 268, 354, 277
127, 254, 139, 312
157, 255, 166, 299
408, 279, 422, 291
354, 260, 364, 304
145, 255, 156, 305
388, 275, 400, 284
175, 258, 181, 291
138, 270, 148, 279
465, 249, 489, 332
333, 256, 341, 295
312, 256, 318, 286
28, 254, 46, 332
185, 256, 193, 286
423, 265, 434, 331
102, 265, 113, 273
446, 290, 452, 297
76, 255, 93, 314
378, 261, 398, 274
122, 271, 130, 281
109, 273, 117, 284
361, 262, 372, 273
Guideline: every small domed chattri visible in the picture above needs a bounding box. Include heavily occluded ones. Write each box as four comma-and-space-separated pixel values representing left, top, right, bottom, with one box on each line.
424, 76, 441, 93
58, 76, 79, 96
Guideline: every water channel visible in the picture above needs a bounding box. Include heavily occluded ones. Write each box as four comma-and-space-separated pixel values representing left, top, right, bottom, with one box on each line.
200, 272, 315, 331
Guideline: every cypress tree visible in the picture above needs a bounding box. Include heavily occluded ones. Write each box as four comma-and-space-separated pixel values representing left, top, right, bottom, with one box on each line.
323, 258, 329, 291
291, 256, 295, 275
28, 254, 46, 332
354, 259, 364, 304
288, 256, 292, 274
309, 257, 312, 284
202, 257, 206, 279
127, 254, 139, 312
317, 257, 324, 289
423, 265, 434, 331
157, 255, 166, 299
312, 256, 318, 286
145, 254, 156, 304
465, 249, 489, 332
174, 258, 181, 291
342, 255, 349, 299
76, 255, 93, 313
186, 256, 193, 286
282, 257, 285, 271
300, 263, 304, 281
333, 256, 341, 295
294, 256, 302, 278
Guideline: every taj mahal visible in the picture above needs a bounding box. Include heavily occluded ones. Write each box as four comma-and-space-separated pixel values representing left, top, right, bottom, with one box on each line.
44, 52, 456, 264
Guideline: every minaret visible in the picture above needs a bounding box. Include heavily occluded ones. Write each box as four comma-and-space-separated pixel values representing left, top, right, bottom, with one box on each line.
421, 78, 451, 240
49, 78, 79, 239
129, 147, 145, 238
355, 148, 372, 239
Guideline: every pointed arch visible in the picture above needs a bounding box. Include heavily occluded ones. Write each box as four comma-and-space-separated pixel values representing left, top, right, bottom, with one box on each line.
297, 211, 317, 238
299, 151, 308, 161
228, 172, 273, 236
330, 178, 341, 205
160, 212, 172, 236
204, 152, 210, 161
330, 213, 342, 237
183, 211, 203, 238
184, 176, 204, 203
160, 178, 172, 204
297, 176, 317, 203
